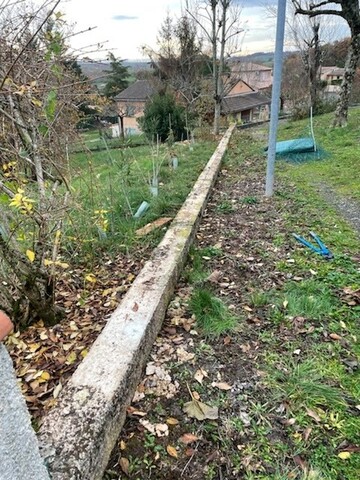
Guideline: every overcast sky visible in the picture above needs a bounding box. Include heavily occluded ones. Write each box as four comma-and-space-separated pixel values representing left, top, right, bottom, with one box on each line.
61, 0, 277, 60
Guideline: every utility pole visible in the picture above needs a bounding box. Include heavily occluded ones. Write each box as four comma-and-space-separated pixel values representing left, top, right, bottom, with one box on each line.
265, 0, 287, 197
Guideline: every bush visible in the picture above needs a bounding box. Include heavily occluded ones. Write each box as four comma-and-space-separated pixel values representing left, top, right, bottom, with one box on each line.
139, 93, 188, 142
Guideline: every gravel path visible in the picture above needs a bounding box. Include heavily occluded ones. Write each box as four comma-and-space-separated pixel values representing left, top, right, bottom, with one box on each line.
316, 183, 360, 237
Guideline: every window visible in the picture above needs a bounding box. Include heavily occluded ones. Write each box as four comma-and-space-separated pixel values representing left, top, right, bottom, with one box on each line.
126, 106, 136, 117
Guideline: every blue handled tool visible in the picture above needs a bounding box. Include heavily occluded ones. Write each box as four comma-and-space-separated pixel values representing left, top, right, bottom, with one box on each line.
292, 231, 333, 259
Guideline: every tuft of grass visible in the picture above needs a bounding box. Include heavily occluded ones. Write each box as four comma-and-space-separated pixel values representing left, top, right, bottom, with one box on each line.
241, 196, 258, 204
271, 360, 345, 409
216, 200, 234, 214
280, 279, 338, 320
189, 287, 237, 336
248, 290, 272, 308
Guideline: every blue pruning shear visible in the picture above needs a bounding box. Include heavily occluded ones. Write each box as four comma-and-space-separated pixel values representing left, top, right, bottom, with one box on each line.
292, 231, 333, 260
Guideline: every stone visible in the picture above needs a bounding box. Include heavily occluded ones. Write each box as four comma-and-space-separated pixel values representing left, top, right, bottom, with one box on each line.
0, 344, 50, 480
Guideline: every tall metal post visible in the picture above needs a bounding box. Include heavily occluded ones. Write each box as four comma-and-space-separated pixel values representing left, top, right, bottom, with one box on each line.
265, 0, 287, 197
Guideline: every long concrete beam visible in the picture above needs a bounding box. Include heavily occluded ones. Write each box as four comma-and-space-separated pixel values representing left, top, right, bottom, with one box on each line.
38, 125, 235, 480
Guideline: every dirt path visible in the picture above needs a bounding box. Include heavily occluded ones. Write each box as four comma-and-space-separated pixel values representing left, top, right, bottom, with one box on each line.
316, 183, 360, 237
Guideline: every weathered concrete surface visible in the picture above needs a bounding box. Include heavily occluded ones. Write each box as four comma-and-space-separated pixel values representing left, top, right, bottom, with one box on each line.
38, 125, 235, 480
0, 344, 50, 480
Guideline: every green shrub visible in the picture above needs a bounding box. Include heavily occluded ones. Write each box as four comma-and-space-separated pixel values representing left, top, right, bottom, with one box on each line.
139, 92, 187, 142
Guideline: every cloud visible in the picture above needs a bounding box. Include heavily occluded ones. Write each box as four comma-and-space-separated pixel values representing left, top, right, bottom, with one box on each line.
112, 15, 138, 21
240, 0, 275, 7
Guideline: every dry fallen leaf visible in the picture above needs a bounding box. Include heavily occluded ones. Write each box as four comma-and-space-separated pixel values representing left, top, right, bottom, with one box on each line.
176, 347, 195, 363
185, 447, 195, 457
206, 270, 222, 283
127, 406, 147, 417
166, 417, 179, 426
139, 419, 169, 437
329, 333, 342, 341
306, 408, 321, 423
179, 433, 199, 445
192, 390, 200, 400
119, 457, 130, 475
211, 381, 232, 391
194, 368, 208, 384
166, 445, 178, 458
303, 427, 312, 442
293, 455, 307, 471
243, 305, 253, 312
281, 418, 296, 426
53, 382, 62, 399
183, 399, 219, 421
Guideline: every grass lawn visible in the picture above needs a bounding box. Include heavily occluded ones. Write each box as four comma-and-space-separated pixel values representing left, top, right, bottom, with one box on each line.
65, 134, 216, 257
276, 108, 360, 200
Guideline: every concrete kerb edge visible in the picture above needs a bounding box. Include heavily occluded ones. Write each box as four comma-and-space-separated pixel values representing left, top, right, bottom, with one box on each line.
38, 125, 236, 480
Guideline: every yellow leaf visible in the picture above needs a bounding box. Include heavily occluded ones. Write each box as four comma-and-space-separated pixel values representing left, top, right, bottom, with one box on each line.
80, 349, 88, 358
166, 445, 178, 458
166, 417, 179, 426
29, 343, 41, 353
55, 261, 69, 269
44, 259, 53, 266
85, 274, 97, 283
41, 371, 50, 381
31, 98, 42, 107
66, 351, 77, 365
26, 249, 35, 262
338, 452, 351, 460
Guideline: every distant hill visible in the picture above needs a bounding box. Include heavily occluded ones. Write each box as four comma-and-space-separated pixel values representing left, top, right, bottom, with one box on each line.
237, 51, 296, 67
241, 52, 274, 66
78, 60, 150, 80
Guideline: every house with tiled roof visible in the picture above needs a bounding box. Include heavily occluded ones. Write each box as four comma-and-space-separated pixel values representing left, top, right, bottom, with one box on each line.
221, 79, 271, 123
228, 60, 273, 91
114, 79, 161, 135
319, 66, 345, 100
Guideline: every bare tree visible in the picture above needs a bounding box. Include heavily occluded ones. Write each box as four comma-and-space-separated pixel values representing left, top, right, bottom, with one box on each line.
143, 13, 208, 114
186, 0, 244, 134
0, 1, 88, 326
288, 6, 323, 112
282, 53, 310, 114
292, 0, 360, 126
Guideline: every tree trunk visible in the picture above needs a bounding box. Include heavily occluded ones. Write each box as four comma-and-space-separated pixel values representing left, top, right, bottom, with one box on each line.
214, 101, 221, 134
309, 22, 321, 112
118, 115, 124, 140
0, 235, 63, 328
333, 32, 360, 127
211, 1, 219, 135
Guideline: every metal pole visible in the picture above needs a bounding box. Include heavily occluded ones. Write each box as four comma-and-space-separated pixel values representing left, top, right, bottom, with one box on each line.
265, 0, 287, 197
